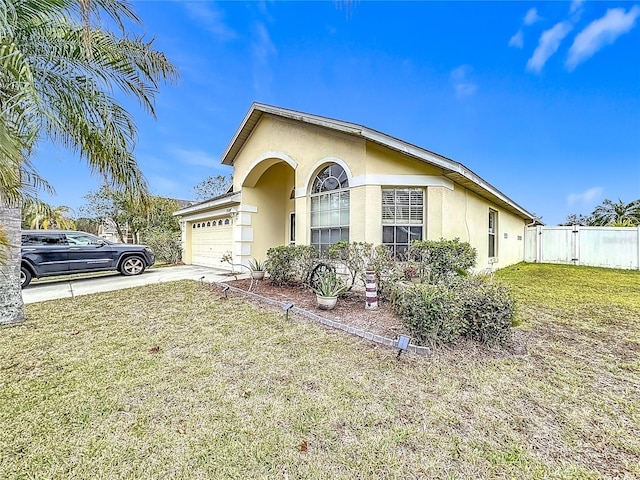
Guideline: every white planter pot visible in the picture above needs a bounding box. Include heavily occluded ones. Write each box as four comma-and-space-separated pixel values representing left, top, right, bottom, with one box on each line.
251, 271, 265, 280
316, 295, 338, 310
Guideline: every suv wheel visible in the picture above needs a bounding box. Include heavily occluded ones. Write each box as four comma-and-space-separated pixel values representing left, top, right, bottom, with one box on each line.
20, 266, 32, 289
120, 256, 146, 276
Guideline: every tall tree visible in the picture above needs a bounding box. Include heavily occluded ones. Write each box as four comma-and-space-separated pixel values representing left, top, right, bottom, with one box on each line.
193, 174, 233, 202
81, 185, 180, 244
0, 0, 177, 324
560, 213, 591, 226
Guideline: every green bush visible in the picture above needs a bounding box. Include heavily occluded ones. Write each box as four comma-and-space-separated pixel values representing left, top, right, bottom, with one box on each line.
327, 241, 374, 290
291, 245, 319, 286
454, 275, 515, 346
408, 238, 477, 283
265, 245, 321, 286
142, 229, 182, 264
370, 245, 401, 300
391, 283, 463, 347
265, 245, 296, 286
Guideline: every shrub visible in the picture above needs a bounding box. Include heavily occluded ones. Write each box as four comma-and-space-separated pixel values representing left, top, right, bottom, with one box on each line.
142, 229, 182, 264
370, 245, 401, 300
265, 245, 296, 286
454, 275, 515, 346
408, 238, 477, 283
291, 245, 319, 286
327, 241, 375, 290
391, 282, 463, 347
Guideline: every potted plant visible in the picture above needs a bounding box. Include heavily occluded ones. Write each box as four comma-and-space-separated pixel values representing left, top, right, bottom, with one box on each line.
248, 258, 266, 280
312, 271, 348, 310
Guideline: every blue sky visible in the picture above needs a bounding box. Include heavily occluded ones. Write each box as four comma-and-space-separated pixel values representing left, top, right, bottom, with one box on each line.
33, 0, 640, 225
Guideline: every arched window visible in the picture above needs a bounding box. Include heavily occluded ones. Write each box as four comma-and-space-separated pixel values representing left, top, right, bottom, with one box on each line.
224, 218, 230, 225
218, 220, 223, 226
310, 163, 349, 253
207, 221, 211, 227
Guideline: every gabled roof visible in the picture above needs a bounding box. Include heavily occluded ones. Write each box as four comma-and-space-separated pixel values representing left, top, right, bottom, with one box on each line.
221, 103, 540, 223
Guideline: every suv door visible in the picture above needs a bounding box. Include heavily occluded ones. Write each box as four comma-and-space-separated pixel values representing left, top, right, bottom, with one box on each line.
21, 233, 69, 274
64, 232, 116, 272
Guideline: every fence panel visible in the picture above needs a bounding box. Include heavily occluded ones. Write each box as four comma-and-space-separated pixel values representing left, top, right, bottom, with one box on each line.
578, 227, 639, 269
524, 226, 538, 263
525, 226, 639, 270
540, 227, 575, 264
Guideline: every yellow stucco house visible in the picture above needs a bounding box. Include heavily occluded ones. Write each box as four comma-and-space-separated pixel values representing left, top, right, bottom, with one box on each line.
174, 103, 538, 271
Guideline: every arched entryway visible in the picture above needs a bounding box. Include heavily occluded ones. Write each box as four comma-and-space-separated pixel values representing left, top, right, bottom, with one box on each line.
241, 155, 296, 261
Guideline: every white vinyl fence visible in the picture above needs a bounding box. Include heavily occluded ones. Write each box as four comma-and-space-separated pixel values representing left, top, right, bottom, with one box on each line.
525, 226, 640, 270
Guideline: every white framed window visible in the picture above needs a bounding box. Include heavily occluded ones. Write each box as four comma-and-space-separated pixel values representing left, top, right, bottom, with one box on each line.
382, 188, 424, 257
310, 163, 350, 254
488, 209, 497, 258
289, 212, 296, 245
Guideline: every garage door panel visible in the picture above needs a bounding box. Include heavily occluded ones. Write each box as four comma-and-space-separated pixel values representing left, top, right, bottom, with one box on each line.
191, 220, 233, 267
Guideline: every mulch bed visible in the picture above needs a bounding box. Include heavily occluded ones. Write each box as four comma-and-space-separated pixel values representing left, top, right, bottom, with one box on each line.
221, 278, 409, 340
214, 276, 529, 357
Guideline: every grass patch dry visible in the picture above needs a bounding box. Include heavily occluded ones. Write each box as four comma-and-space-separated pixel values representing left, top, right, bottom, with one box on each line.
1, 264, 639, 479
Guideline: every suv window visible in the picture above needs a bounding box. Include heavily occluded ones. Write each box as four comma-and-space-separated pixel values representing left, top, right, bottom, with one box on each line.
22, 233, 66, 246
65, 233, 104, 246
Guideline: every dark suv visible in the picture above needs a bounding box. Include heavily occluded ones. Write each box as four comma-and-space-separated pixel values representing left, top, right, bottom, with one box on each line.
20, 230, 156, 288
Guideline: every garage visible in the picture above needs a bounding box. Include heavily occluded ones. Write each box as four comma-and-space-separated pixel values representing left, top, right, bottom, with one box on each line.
190, 217, 233, 267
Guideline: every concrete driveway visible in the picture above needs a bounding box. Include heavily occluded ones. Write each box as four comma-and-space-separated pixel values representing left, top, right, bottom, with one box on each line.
22, 265, 234, 304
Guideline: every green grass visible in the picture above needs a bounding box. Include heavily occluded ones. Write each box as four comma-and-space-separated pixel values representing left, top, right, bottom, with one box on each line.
1, 264, 639, 479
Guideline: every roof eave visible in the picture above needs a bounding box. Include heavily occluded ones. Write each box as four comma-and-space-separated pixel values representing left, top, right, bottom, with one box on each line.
220, 103, 540, 223
173, 191, 241, 216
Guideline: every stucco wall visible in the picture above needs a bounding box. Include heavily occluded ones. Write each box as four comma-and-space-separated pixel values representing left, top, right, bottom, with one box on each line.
241, 162, 294, 261
233, 115, 367, 194
435, 185, 526, 270
215, 113, 529, 269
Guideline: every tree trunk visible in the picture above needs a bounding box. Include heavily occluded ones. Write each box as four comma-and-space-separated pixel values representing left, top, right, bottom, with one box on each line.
0, 204, 25, 324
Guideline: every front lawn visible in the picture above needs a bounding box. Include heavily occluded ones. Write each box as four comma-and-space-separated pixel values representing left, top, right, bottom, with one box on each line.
1, 264, 638, 479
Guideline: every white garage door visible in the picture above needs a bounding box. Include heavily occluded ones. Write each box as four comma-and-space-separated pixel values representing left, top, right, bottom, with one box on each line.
190, 218, 233, 267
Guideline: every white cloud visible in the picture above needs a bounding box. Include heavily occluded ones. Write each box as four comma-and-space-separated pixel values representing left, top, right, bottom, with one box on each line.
183, 2, 236, 41
450, 65, 478, 98
569, 0, 584, 16
566, 6, 640, 70
524, 8, 542, 26
251, 23, 277, 92
567, 187, 604, 206
252, 22, 277, 64
149, 175, 183, 197
526, 21, 573, 73
509, 29, 524, 48
170, 148, 219, 168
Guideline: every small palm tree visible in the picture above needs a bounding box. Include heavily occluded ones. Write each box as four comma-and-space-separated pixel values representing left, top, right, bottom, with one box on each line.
590, 199, 639, 227
23, 204, 76, 230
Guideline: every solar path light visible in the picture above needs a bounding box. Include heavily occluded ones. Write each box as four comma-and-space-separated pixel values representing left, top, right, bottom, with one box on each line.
282, 302, 294, 321
396, 335, 411, 359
